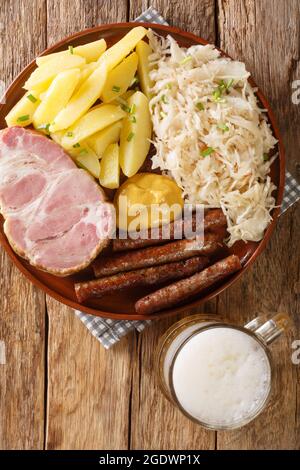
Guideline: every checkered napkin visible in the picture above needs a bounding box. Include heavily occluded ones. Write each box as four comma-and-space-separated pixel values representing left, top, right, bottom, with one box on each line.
75, 6, 300, 349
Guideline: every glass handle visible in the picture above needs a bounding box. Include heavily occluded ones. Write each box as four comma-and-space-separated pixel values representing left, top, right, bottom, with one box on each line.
245, 313, 290, 345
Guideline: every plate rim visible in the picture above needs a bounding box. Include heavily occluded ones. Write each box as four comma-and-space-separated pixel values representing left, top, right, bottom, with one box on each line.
0, 21, 286, 320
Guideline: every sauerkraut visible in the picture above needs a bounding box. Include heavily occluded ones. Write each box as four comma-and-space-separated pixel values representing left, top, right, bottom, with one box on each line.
148, 31, 277, 246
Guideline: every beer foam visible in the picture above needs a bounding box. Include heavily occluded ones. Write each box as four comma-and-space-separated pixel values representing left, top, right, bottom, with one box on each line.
172, 327, 271, 427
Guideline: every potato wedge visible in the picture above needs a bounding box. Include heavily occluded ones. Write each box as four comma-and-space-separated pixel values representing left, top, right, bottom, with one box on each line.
32, 68, 80, 129
36, 39, 107, 66
101, 52, 138, 103
98, 26, 147, 71
74, 145, 101, 178
99, 143, 120, 189
136, 40, 153, 99
61, 104, 126, 148
119, 91, 151, 177
87, 121, 122, 158
74, 62, 98, 93
5, 91, 40, 127
50, 130, 64, 145
24, 54, 85, 91
49, 62, 107, 132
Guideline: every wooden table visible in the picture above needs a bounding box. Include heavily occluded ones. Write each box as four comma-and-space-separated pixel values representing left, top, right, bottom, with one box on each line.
0, 0, 299, 450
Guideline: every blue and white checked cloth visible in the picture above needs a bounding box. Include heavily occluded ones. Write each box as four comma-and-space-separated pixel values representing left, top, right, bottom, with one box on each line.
75, 7, 300, 349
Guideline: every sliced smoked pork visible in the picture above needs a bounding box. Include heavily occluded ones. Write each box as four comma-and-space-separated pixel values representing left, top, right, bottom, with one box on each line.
0, 127, 114, 276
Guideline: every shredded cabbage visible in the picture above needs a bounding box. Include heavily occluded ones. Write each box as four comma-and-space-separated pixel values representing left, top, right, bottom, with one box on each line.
148, 31, 277, 246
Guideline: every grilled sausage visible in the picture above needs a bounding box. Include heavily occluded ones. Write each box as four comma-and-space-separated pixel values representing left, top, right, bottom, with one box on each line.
135, 255, 241, 315
113, 209, 227, 252
93, 232, 223, 278
75, 256, 209, 302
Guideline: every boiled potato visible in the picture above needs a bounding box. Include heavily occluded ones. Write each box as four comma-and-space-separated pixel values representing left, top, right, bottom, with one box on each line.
5, 91, 40, 127
136, 40, 153, 99
36, 39, 107, 66
49, 62, 107, 132
119, 91, 152, 177
101, 52, 138, 103
99, 143, 120, 189
98, 26, 147, 71
87, 121, 122, 158
75, 145, 101, 179
61, 104, 126, 148
24, 54, 85, 91
74, 62, 98, 93
50, 130, 64, 145
33, 68, 80, 129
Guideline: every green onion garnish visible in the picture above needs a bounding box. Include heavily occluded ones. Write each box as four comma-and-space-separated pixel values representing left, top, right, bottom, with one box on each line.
160, 111, 167, 119
121, 104, 131, 113
226, 79, 234, 89
66, 131, 73, 137
217, 123, 229, 132
130, 76, 139, 86
69, 45, 74, 54
201, 147, 214, 157
27, 94, 37, 103
112, 85, 121, 92
73, 143, 80, 148
161, 95, 168, 104
127, 132, 135, 142
17, 114, 30, 122
263, 153, 269, 161
166, 83, 172, 89
180, 55, 192, 65
212, 89, 222, 102
130, 103, 136, 114
196, 102, 204, 111
37, 123, 50, 133
79, 148, 88, 155
130, 115, 137, 123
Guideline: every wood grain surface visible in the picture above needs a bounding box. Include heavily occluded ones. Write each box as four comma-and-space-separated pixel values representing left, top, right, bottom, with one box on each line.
0, 0, 299, 450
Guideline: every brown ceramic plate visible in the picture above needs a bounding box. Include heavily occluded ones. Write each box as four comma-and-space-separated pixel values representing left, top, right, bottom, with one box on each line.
0, 22, 285, 320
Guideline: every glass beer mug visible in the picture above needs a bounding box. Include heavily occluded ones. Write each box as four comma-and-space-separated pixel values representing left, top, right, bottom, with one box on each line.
156, 313, 289, 430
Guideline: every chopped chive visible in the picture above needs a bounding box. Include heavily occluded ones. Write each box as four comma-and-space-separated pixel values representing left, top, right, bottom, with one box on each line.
79, 148, 88, 155
212, 89, 222, 101
130, 103, 136, 114
66, 131, 73, 137
161, 94, 168, 104
69, 45, 74, 54
37, 123, 50, 133
179, 55, 192, 65
73, 143, 80, 148
130, 76, 139, 86
27, 94, 37, 103
263, 153, 269, 161
120, 104, 130, 112
160, 111, 167, 119
130, 115, 137, 123
201, 147, 214, 157
196, 102, 204, 111
17, 114, 30, 122
217, 123, 229, 132
226, 78, 234, 89
121, 104, 131, 113
127, 132, 135, 142
166, 83, 172, 89
112, 85, 121, 93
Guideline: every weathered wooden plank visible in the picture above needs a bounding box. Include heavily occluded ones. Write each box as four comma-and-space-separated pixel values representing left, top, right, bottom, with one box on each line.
45, 298, 135, 450
46, 0, 128, 46
45, 0, 132, 450
129, 0, 217, 450
130, 0, 216, 42
0, 0, 47, 450
216, 0, 300, 449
